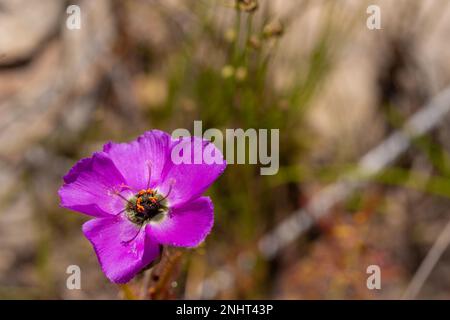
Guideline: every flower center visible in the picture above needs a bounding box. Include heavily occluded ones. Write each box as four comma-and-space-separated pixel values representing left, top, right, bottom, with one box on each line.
125, 189, 168, 225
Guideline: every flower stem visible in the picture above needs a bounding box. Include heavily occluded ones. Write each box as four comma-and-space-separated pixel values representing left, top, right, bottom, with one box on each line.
146, 246, 184, 299
119, 284, 138, 300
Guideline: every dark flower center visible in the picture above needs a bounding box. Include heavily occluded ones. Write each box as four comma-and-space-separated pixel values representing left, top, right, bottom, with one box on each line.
126, 189, 168, 225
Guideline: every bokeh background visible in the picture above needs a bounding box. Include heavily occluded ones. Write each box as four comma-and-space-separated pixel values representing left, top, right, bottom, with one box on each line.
1, 0, 450, 299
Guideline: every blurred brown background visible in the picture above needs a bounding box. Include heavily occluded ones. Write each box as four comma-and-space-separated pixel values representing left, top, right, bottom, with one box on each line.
1, 0, 450, 299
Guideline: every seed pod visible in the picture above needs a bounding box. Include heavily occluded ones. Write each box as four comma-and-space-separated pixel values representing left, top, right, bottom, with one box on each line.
235, 67, 248, 81
236, 0, 258, 13
221, 65, 235, 78
263, 20, 284, 38
248, 35, 262, 50
225, 29, 237, 43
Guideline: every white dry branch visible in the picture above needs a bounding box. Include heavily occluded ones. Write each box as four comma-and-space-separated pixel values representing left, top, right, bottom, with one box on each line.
401, 218, 450, 299
258, 86, 450, 259
200, 85, 450, 299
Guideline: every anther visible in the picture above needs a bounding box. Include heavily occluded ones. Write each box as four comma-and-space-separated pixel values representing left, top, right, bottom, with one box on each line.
136, 197, 145, 213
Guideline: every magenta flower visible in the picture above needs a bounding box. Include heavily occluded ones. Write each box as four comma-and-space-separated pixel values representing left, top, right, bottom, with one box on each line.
58, 130, 226, 283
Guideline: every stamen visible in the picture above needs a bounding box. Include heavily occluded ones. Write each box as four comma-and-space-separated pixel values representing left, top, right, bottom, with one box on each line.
136, 197, 145, 213
113, 208, 127, 216
119, 183, 136, 192
111, 189, 135, 207
146, 161, 153, 190
157, 179, 176, 204
116, 193, 134, 206
121, 226, 143, 244
124, 183, 172, 226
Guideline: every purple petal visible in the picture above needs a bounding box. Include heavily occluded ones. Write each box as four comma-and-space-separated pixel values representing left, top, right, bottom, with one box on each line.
63, 157, 93, 183
147, 196, 214, 247
59, 152, 127, 217
103, 130, 172, 191
82, 216, 160, 283
158, 136, 226, 206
